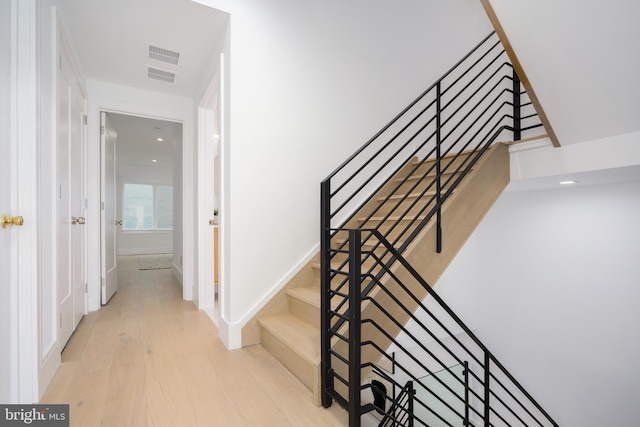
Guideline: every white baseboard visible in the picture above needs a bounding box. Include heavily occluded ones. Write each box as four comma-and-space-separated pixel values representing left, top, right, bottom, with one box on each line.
38, 345, 61, 401
172, 263, 183, 286
117, 247, 172, 256
217, 317, 242, 350
231, 243, 320, 347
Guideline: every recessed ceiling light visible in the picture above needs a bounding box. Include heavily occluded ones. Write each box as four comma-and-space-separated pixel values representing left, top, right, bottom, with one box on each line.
152, 159, 157, 163
157, 138, 163, 142
560, 180, 579, 185
152, 127, 161, 131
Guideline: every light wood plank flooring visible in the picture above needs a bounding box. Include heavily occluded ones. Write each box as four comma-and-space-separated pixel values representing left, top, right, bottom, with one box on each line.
40, 256, 347, 427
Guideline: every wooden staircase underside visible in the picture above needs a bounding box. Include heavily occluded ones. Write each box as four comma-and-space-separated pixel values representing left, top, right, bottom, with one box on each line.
241, 142, 511, 406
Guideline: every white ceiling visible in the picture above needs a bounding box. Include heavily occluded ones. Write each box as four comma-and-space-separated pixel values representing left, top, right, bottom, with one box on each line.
107, 113, 181, 167
488, 0, 640, 146
53, 0, 227, 166
54, 0, 228, 99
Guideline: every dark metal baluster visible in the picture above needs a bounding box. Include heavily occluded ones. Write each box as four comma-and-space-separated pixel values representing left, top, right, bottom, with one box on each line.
464, 361, 470, 427
349, 229, 363, 427
484, 352, 491, 427
512, 68, 521, 141
408, 382, 415, 427
320, 179, 333, 408
436, 82, 443, 254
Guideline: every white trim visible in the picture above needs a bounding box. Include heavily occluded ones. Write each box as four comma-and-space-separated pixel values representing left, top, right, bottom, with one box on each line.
172, 263, 184, 286
508, 137, 552, 153
217, 317, 241, 350
226, 244, 320, 349
117, 247, 173, 256
196, 64, 220, 312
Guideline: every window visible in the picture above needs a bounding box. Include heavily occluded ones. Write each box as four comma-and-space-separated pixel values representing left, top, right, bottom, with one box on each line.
123, 183, 173, 230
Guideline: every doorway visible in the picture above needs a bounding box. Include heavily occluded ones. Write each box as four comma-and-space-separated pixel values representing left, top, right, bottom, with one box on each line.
100, 111, 183, 305
197, 64, 223, 325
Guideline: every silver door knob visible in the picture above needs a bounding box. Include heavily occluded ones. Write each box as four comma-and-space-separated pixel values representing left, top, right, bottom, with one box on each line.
71, 216, 86, 225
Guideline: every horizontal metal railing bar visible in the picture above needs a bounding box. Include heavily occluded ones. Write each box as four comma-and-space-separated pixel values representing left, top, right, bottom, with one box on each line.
321, 31, 496, 184
327, 109, 439, 223
328, 98, 438, 212
330, 349, 350, 366
329, 329, 349, 343
393, 125, 506, 254
440, 38, 504, 98
327, 389, 349, 410
521, 123, 544, 132
329, 130, 497, 324
440, 56, 510, 115
360, 273, 489, 398
364, 270, 483, 369
440, 72, 511, 133
440, 90, 512, 149
360, 320, 473, 422
361, 350, 485, 422
487, 371, 547, 427
361, 230, 558, 425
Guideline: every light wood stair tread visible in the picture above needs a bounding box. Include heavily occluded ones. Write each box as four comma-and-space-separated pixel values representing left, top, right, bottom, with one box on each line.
397, 169, 460, 182
258, 314, 320, 365
377, 190, 440, 201
287, 287, 320, 308
411, 149, 478, 164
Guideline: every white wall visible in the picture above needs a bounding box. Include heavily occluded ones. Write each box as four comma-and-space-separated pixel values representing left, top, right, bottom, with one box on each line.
437, 178, 640, 426
193, 0, 494, 346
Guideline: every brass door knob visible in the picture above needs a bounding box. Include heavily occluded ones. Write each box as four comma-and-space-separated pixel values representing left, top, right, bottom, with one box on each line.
2, 214, 24, 229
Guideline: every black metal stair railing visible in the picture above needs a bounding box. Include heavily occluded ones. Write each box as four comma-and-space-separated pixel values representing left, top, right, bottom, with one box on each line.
339, 229, 559, 427
320, 31, 555, 426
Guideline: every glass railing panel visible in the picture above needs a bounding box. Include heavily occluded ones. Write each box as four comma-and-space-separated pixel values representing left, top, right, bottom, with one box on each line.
414, 363, 466, 427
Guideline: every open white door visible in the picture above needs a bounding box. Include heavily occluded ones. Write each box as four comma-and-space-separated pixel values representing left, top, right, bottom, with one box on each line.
101, 112, 118, 304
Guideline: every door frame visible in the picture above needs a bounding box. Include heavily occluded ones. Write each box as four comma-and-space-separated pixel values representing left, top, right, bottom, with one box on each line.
197, 66, 220, 316
87, 93, 194, 311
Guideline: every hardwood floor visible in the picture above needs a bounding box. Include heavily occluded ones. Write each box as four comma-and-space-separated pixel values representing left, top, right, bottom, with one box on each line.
40, 256, 347, 427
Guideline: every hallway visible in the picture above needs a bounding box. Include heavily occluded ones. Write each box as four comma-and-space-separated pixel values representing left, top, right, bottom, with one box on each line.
40, 256, 347, 426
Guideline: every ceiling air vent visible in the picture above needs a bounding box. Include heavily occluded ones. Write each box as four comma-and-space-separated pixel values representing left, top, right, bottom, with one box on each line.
148, 67, 175, 84
148, 45, 180, 66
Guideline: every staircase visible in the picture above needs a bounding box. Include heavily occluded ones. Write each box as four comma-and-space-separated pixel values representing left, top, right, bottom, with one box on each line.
256, 143, 507, 407
251, 31, 558, 426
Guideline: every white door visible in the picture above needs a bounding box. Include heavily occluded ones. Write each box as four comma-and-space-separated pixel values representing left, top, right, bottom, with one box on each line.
70, 67, 87, 328
57, 44, 86, 346
0, 0, 14, 402
57, 52, 74, 347
101, 112, 118, 303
